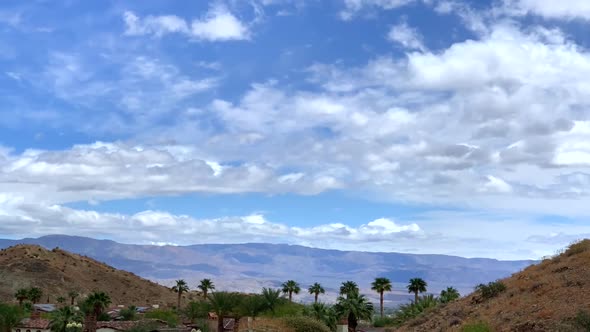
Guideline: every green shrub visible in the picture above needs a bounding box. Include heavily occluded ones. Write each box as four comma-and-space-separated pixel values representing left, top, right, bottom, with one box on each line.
475, 281, 506, 299
145, 309, 179, 327
282, 316, 331, 332
392, 295, 440, 325
461, 321, 492, 332
119, 306, 137, 321
373, 316, 396, 327
575, 310, 590, 331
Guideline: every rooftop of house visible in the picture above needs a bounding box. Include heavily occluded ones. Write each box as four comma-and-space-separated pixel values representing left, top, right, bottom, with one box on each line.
16, 318, 51, 330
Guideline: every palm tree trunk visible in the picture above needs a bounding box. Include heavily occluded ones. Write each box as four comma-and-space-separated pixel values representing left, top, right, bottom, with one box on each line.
414, 291, 418, 303
380, 291, 384, 318
314, 293, 318, 303
289, 292, 292, 302
217, 315, 224, 332
233, 317, 240, 332
348, 312, 357, 332
177, 292, 181, 310
203, 290, 207, 300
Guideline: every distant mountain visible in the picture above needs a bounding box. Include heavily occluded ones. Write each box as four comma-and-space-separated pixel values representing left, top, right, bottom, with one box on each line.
0, 235, 535, 306
0, 244, 178, 306
396, 240, 590, 331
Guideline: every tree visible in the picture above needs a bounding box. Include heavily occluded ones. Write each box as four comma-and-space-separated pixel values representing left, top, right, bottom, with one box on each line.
371, 277, 392, 318
50, 306, 79, 332
120, 306, 137, 321
197, 279, 215, 300
83, 292, 111, 317
184, 301, 210, 324
208, 292, 241, 332
68, 292, 79, 306
339, 281, 359, 299
261, 288, 282, 316
303, 302, 337, 331
407, 278, 428, 303
14, 289, 28, 306
281, 280, 300, 303
28, 288, 43, 304
171, 280, 189, 310
0, 304, 23, 332
440, 287, 460, 304
334, 291, 374, 332
56, 297, 66, 307
308, 283, 325, 304
237, 294, 266, 320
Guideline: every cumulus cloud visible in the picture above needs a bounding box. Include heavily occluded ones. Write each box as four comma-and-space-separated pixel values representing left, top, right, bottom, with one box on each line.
124, 5, 250, 41
501, 0, 590, 20
387, 22, 426, 51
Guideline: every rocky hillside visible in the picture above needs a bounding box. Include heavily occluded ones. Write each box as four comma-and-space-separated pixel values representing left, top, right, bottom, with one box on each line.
0, 245, 178, 306
397, 240, 590, 331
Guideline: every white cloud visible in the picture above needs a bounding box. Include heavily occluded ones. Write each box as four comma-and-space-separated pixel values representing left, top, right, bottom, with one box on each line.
340, 0, 415, 19
123, 5, 249, 41
387, 22, 426, 51
502, 0, 590, 20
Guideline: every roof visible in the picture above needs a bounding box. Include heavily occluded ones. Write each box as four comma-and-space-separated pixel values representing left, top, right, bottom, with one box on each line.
33, 304, 56, 313
96, 320, 168, 331
16, 318, 51, 329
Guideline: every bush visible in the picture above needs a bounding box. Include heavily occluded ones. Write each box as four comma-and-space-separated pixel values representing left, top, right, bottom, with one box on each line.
392, 295, 440, 325
461, 322, 492, 332
282, 316, 331, 332
145, 309, 179, 327
565, 240, 590, 257
575, 310, 590, 331
373, 316, 396, 327
475, 281, 506, 299
119, 306, 137, 321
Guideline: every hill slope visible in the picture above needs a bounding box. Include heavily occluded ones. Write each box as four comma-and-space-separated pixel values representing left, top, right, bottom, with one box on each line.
0, 235, 534, 305
0, 245, 177, 306
397, 240, 590, 331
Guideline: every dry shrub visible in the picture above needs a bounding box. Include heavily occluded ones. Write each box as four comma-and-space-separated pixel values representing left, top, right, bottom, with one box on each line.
565, 240, 590, 257
537, 309, 553, 319
238, 318, 295, 332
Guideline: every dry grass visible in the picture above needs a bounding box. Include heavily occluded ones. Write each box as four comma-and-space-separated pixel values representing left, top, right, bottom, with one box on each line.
237, 318, 295, 332
396, 239, 590, 331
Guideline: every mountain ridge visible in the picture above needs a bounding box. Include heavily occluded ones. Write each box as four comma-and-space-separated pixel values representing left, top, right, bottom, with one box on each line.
0, 235, 535, 306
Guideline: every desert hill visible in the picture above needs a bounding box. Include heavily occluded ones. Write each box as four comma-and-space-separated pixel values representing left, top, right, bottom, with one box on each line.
0, 245, 178, 306
0, 235, 534, 306
397, 240, 590, 331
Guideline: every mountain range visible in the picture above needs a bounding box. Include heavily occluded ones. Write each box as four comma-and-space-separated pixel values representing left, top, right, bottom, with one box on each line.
0, 235, 535, 306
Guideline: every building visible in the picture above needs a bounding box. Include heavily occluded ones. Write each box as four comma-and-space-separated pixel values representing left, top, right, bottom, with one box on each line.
12, 316, 51, 332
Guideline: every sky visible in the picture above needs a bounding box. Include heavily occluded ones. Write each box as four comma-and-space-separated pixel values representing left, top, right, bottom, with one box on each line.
1, 0, 590, 260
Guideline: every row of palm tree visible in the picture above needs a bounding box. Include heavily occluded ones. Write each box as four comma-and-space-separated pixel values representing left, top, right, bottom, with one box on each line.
278, 277, 431, 319
14, 288, 43, 305
171, 278, 216, 309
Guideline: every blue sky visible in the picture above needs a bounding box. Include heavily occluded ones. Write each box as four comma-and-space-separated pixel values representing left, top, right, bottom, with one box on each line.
1, 0, 590, 259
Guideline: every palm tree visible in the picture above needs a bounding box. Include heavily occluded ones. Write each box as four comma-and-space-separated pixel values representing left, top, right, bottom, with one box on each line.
0, 303, 23, 332
261, 288, 282, 315
171, 280, 189, 310
84, 292, 111, 317
303, 302, 337, 331
440, 287, 460, 303
68, 291, 79, 306
208, 292, 241, 332
50, 306, 78, 332
198, 279, 215, 300
27, 287, 43, 304
281, 280, 301, 303
407, 278, 428, 303
339, 281, 359, 299
308, 283, 325, 304
14, 289, 28, 306
184, 301, 210, 324
371, 277, 392, 318
56, 297, 66, 307
237, 294, 266, 320
334, 291, 374, 332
